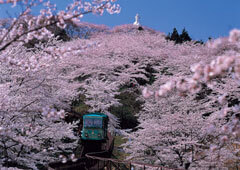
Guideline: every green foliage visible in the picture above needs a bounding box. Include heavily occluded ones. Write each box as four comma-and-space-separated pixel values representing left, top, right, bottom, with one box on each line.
112, 135, 129, 160
73, 103, 90, 114
145, 64, 158, 85
134, 64, 158, 86
71, 94, 90, 114
109, 91, 143, 129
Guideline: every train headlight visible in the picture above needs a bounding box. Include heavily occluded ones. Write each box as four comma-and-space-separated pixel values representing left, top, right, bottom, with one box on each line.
98, 134, 101, 137
85, 133, 88, 137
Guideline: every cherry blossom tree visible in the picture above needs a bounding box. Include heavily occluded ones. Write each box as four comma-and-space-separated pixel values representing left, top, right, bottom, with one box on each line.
123, 80, 210, 169
0, 0, 120, 52
123, 29, 240, 169
0, 40, 82, 168
0, 1, 121, 168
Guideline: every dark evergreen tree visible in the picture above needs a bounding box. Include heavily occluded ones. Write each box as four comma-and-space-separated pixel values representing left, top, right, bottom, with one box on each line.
166, 27, 192, 44
180, 28, 191, 42
170, 27, 181, 43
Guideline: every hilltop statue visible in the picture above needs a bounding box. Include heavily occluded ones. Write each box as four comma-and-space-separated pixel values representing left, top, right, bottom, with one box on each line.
133, 13, 140, 26
133, 13, 143, 30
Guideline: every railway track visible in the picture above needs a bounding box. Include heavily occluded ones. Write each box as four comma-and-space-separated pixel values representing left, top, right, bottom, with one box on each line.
48, 132, 114, 170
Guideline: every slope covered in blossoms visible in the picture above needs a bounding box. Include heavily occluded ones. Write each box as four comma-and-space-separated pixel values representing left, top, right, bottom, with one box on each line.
1, 21, 240, 169
43, 24, 239, 169
66, 25, 239, 169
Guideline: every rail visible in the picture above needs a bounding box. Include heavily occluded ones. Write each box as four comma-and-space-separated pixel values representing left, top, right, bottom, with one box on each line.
48, 149, 182, 170
85, 151, 183, 170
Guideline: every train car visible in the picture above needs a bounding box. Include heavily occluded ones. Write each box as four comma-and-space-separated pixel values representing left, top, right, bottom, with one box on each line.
81, 112, 109, 141
48, 112, 113, 170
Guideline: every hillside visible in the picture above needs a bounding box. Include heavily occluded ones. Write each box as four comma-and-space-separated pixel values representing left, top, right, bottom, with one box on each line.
1, 24, 240, 169
57, 25, 240, 169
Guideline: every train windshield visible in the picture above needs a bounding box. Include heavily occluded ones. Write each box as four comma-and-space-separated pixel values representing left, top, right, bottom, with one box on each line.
84, 118, 102, 128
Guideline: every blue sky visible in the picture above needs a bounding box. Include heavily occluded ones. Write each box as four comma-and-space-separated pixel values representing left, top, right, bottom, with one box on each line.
1, 0, 240, 41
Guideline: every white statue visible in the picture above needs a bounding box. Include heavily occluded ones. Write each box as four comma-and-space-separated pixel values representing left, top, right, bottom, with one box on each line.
133, 13, 140, 26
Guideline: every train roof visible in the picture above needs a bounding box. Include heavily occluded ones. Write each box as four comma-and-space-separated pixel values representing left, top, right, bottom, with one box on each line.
83, 112, 108, 118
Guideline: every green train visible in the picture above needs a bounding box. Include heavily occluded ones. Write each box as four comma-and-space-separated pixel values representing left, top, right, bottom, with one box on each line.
81, 112, 109, 141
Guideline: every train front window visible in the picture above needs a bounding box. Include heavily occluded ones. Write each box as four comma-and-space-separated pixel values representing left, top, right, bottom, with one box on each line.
84, 118, 102, 128
84, 118, 93, 127
93, 119, 102, 128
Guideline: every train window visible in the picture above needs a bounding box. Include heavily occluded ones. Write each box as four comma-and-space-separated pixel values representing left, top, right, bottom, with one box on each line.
84, 118, 102, 128
84, 119, 93, 127
93, 119, 102, 128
